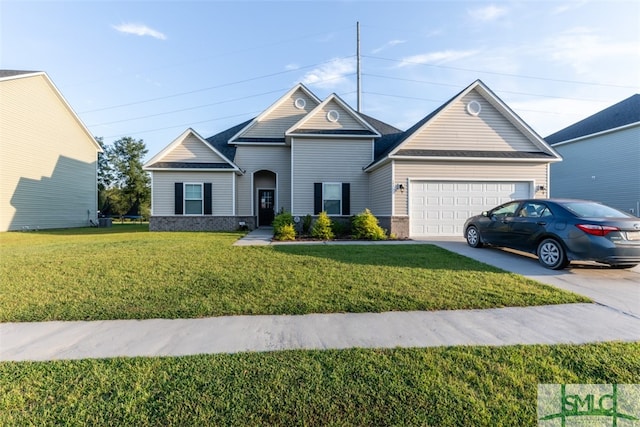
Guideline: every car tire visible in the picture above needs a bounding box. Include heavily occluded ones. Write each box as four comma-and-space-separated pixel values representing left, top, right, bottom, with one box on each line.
537, 238, 568, 270
465, 226, 483, 248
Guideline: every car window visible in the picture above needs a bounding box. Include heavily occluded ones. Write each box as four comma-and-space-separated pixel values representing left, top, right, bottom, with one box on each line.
517, 202, 551, 218
561, 201, 632, 218
491, 202, 520, 218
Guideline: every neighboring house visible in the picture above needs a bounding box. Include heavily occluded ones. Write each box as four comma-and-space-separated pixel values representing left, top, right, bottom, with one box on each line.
0, 70, 103, 231
144, 79, 561, 238
546, 94, 640, 215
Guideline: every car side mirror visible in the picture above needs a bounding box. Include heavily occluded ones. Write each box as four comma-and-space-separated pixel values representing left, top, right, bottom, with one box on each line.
482, 211, 489, 217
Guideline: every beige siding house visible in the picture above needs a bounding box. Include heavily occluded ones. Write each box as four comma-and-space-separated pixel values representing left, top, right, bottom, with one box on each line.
144, 80, 561, 237
0, 70, 103, 231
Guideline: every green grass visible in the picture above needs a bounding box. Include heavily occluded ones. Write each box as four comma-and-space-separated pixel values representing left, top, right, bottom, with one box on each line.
0, 225, 588, 322
1, 342, 638, 426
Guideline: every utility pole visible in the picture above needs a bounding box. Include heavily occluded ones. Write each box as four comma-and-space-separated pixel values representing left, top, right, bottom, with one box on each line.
357, 21, 361, 112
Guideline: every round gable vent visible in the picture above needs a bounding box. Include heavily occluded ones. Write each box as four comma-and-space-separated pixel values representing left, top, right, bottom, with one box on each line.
294, 97, 306, 109
327, 110, 340, 122
466, 100, 482, 116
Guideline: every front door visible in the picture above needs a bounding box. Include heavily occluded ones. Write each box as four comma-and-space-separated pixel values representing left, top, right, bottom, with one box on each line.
258, 189, 275, 227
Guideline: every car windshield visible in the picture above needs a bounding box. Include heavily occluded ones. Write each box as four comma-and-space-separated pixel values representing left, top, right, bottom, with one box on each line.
560, 201, 631, 218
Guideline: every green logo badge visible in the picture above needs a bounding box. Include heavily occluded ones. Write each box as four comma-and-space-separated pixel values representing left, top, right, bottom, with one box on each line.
538, 384, 640, 426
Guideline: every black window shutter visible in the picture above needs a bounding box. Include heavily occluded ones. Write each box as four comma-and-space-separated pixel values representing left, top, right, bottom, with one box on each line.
204, 183, 212, 215
174, 183, 183, 215
342, 183, 350, 215
314, 183, 322, 214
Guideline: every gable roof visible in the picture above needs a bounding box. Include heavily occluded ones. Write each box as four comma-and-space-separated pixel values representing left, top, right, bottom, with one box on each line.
545, 94, 640, 145
143, 128, 242, 173
365, 79, 561, 170
0, 70, 103, 153
286, 93, 381, 138
0, 70, 40, 79
229, 83, 321, 144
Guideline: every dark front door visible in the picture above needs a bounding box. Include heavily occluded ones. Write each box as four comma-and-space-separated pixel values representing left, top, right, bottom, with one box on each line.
258, 189, 275, 226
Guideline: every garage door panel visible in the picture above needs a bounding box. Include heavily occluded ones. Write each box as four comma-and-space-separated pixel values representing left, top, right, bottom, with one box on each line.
410, 180, 531, 237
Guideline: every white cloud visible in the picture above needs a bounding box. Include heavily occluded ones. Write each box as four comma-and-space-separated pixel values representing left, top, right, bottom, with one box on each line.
285, 63, 300, 71
468, 5, 508, 22
372, 39, 406, 54
542, 27, 640, 75
396, 50, 479, 68
113, 23, 167, 40
300, 57, 356, 89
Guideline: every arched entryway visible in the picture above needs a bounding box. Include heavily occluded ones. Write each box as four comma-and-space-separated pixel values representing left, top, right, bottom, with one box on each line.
254, 170, 276, 227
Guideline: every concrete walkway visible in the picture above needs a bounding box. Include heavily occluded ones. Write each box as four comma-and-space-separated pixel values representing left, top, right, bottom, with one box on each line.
2, 229, 639, 361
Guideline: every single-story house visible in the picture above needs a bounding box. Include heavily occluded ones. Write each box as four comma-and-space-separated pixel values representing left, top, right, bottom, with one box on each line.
546, 94, 640, 215
144, 79, 561, 238
0, 70, 103, 231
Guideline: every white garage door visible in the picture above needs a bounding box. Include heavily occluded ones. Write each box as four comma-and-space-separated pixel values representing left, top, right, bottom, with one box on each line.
410, 181, 531, 237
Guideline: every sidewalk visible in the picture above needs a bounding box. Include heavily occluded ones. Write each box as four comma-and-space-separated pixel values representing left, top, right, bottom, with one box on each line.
3, 304, 639, 361
2, 229, 639, 361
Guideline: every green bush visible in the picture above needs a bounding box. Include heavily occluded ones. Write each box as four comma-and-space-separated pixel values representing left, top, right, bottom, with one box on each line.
302, 214, 313, 235
351, 209, 387, 240
311, 212, 334, 240
273, 212, 296, 241
276, 223, 296, 241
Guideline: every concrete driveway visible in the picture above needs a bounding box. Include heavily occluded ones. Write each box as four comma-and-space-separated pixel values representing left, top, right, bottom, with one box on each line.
424, 238, 640, 318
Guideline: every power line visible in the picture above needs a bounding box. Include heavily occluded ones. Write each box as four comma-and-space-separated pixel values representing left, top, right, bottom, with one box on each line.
88, 87, 291, 127
363, 73, 617, 104
80, 56, 355, 114
363, 55, 640, 90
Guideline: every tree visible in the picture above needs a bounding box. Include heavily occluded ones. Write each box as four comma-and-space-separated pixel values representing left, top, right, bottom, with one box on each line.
96, 136, 150, 219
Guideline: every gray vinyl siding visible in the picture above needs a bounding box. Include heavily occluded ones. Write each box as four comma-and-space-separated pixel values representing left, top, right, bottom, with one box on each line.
550, 125, 640, 214
234, 145, 291, 215
403, 90, 541, 152
151, 171, 234, 216
242, 90, 319, 139
0, 74, 99, 231
368, 161, 393, 215
291, 138, 372, 215
163, 134, 227, 163
297, 100, 367, 131
393, 161, 547, 216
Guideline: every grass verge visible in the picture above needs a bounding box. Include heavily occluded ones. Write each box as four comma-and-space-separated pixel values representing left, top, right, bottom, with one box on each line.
1, 342, 637, 426
0, 225, 588, 322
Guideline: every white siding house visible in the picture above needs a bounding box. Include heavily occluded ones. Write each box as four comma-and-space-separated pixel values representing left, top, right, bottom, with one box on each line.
0, 70, 103, 231
547, 94, 640, 215
144, 80, 561, 237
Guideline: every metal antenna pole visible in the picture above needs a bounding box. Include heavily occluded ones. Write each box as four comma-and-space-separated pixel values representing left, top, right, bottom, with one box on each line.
357, 21, 361, 112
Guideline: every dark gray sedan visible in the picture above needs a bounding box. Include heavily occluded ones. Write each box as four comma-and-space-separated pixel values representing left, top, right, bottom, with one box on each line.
463, 199, 640, 269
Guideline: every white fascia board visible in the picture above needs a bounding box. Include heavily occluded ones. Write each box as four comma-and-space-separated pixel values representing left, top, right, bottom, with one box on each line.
229, 83, 321, 143
390, 155, 563, 163
143, 128, 241, 172
551, 122, 640, 147
286, 93, 381, 137
473, 82, 562, 160
4, 71, 103, 153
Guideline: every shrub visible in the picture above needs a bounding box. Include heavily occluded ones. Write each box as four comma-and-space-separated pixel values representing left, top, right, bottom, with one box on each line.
311, 211, 334, 240
276, 223, 296, 241
351, 209, 387, 240
273, 212, 296, 241
302, 214, 312, 235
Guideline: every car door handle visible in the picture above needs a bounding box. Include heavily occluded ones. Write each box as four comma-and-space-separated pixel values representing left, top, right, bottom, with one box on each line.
536, 221, 547, 225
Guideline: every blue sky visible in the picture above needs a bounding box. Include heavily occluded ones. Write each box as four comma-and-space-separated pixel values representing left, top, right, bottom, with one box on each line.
2, 0, 639, 160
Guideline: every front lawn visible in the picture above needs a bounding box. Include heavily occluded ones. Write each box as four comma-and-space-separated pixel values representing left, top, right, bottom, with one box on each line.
0, 225, 588, 322
1, 342, 637, 426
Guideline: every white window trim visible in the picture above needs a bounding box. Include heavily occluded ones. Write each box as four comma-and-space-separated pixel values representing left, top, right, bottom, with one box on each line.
184, 182, 204, 216
323, 182, 342, 216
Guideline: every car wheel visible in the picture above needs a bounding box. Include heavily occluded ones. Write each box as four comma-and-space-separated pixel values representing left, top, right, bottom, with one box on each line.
465, 226, 483, 248
537, 238, 568, 270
